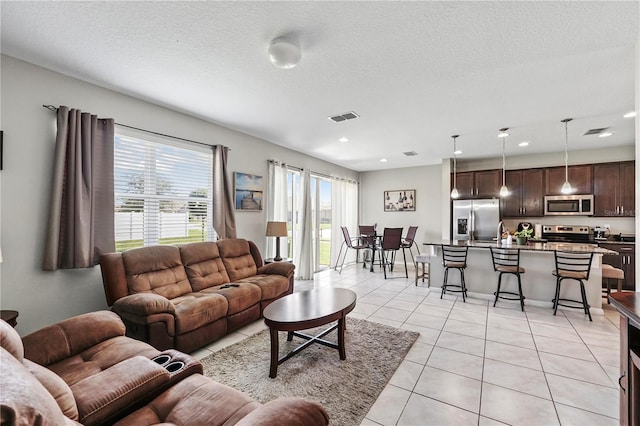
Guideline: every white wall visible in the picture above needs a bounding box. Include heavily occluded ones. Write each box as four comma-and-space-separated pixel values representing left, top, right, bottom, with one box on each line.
0, 55, 357, 334
359, 165, 443, 247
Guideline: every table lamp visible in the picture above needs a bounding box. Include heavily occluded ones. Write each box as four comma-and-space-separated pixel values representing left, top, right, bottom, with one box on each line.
266, 221, 287, 261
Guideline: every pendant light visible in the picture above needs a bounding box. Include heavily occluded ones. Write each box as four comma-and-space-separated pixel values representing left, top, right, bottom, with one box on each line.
450, 135, 460, 199
498, 128, 510, 197
560, 118, 573, 194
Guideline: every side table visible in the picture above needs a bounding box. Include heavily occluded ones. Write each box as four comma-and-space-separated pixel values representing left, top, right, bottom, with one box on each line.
1, 310, 19, 327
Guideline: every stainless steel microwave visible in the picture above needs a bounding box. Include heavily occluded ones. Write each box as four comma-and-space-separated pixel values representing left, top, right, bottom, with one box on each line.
544, 194, 594, 216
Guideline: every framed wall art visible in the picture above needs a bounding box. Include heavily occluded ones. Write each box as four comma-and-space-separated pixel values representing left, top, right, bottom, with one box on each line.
234, 172, 263, 211
384, 189, 415, 212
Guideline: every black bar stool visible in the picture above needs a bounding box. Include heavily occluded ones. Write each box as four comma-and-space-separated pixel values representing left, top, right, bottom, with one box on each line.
552, 251, 594, 321
490, 247, 525, 311
440, 245, 469, 302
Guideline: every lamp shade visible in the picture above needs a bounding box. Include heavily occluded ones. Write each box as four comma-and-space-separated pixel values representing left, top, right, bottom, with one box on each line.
266, 221, 287, 237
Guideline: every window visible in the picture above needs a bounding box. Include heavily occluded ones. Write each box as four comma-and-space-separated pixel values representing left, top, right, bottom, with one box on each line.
114, 128, 214, 251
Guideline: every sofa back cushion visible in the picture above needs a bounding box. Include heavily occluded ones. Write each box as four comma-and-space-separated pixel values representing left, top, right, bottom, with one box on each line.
179, 242, 231, 291
217, 239, 258, 282
122, 246, 191, 299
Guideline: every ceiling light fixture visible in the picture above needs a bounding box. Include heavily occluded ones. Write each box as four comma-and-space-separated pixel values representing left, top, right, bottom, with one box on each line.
518, 141, 529, 147
598, 132, 613, 138
450, 135, 460, 199
499, 128, 510, 197
380, 158, 387, 162
560, 118, 573, 194
338, 137, 349, 143
454, 150, 462, 155
267, 36, 301, 69
623, 111, 636, 118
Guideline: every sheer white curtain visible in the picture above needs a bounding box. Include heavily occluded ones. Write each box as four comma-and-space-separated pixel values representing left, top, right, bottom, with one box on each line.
330, 178, 359, 267
294, 169, 313, 279
266, 161, 288, 258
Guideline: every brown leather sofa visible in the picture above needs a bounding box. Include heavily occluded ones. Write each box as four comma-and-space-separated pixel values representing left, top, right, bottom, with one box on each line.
100, 239, 294, 353
0, 311, 329, 426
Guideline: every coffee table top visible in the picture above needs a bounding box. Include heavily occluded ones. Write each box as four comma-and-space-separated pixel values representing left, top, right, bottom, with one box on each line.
263, 288, 357, 330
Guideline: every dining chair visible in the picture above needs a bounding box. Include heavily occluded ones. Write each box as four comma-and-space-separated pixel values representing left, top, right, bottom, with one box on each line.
552, 250, 594, 321
401, 226, 420, 263
334, 226, 368, 273
602, 263, 624, 304
358, 225, 378, 268
377, 227, 407, 279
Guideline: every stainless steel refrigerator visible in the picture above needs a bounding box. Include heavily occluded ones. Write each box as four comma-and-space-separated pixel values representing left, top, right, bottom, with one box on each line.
452, 199, 500, 241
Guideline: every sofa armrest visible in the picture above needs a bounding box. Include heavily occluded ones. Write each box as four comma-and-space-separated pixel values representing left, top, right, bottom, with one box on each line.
23, 311, 126, 367
112, 293, 176, 316
257, 262, 295, 278
235, 397, 329, 426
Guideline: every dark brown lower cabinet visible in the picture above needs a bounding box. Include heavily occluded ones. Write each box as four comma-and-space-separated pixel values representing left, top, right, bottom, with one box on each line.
609, 292, 640, 426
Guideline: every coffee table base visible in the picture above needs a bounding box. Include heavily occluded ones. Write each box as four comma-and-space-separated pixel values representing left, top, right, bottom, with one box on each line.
269, 318, 346, 378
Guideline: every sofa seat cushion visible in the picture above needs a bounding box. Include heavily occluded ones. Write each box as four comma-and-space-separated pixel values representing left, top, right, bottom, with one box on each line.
113, 373, 260, 426
45, 336, 159, 387
180, 242, 231, 291
122, 245, 192, 299
0, 348, 79, 426
201, 283, 261, 315
170, 292, 229, 334
236, 274, 289, 301
217, 239, 258, 281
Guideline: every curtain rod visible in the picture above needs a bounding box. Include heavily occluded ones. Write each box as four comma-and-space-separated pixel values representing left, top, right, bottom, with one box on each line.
268, 159, 358, 184
42, 105, 224, 150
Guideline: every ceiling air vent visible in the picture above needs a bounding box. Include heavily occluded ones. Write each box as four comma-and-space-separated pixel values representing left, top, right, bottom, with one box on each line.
329, 111, 359, 123
403, 151, 418, 156
584, 127, 609, 136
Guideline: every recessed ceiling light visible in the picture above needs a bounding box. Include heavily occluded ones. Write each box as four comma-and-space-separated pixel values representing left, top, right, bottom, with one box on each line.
338, 137, 349, 143
380, 158, 387, 162
518, 141, 529, 147
623, 111, 636, 118
454, 150, 462, 155
598, 132, 613, 138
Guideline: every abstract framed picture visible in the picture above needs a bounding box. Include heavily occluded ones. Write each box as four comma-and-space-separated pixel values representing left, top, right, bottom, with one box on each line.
234, 172, 263, 211
384, 189, 416, 212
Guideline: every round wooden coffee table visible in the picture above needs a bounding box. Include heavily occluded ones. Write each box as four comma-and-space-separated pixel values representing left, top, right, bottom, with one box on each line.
263, 288, 357, 378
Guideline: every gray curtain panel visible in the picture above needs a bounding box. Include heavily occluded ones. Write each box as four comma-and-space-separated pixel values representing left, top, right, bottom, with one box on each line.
43, 106, 115, 270
212, 145, 237, 239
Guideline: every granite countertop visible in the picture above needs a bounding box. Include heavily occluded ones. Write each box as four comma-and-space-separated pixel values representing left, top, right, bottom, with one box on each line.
424, 240, 618, 255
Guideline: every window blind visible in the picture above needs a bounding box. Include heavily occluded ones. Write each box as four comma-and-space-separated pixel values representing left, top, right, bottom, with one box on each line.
114, 128, 214, 251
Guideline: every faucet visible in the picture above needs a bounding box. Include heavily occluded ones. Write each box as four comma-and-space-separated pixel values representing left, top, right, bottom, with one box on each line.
497, 221, 504, 242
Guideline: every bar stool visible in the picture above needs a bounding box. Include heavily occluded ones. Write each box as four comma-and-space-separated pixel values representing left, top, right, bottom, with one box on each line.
440, 245, 469, 302
552, 251, 594, 321
602, 263, 625, 303
490, 247, 525, 311
414, 245, 436, 287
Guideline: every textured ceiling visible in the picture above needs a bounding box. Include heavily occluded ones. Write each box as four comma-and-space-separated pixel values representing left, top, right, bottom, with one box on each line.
1, 1, 638, 171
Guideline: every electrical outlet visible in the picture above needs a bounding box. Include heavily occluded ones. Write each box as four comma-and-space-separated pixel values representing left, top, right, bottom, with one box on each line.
603, 224, 610, 230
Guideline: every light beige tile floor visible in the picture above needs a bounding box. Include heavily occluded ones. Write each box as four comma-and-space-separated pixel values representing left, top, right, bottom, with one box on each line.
191, 262, 621, 426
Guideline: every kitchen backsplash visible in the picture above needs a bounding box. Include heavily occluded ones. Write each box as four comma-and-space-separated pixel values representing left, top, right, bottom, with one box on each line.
502, 216, 635, 236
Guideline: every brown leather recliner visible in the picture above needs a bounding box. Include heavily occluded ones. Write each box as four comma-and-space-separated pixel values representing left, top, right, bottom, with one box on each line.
0, 312, 329, 426
100, 239, 295, 352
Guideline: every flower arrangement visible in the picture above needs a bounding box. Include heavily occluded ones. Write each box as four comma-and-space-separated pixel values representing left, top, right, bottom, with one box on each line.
513, 229, 533, 238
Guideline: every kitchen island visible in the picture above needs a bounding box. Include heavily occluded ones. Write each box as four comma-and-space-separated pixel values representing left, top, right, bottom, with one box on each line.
423, 240, 618, 315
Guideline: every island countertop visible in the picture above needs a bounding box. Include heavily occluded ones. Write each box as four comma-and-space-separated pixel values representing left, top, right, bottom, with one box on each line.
424, 240, 618, 255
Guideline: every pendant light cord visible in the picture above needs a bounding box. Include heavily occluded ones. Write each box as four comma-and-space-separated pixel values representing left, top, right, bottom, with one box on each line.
564, 120, 569, 183
452, 136, 457, 188
502, 137, 506, 186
